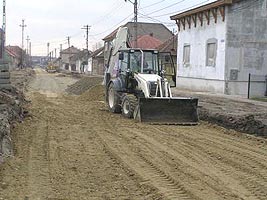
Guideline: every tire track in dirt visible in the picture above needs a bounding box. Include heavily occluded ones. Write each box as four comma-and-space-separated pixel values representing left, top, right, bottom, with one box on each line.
142, 125, 267, 200
122, 126, 251, 200
45, 97, 162, 200
91, 105, 201, 200
164, 124, 267, 159
22, 94, 53, 199
153, 125, 267, 176
91, 102, 263, 199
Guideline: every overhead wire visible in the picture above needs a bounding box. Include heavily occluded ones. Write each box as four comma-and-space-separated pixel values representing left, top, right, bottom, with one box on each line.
89, 13, 133, 37
149, 0, 210, 18
91, 0, 126, 27
143, 0, 187, 16
140, 0, 167, 9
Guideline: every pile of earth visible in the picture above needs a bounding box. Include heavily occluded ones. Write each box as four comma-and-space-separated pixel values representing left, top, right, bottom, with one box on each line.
78, 85, 105, 102
172, 89, 267, 137
0, 69, 33, 163
10, 69, 35, 91
66, 76, 103, 95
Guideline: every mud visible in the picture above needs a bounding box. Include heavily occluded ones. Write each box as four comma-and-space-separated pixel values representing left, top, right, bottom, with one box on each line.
0, 69, 267, 199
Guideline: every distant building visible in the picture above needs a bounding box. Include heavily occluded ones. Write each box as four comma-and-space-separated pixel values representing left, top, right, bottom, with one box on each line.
5, 46, 24, 69
103, 22, 173, 66
60, 46, 80, 71
171, 0, 267, 96
69, 49, 90, 73
88, 47, 104, 76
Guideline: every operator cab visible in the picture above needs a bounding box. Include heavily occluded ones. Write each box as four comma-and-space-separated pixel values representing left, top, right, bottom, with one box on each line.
118, 49, 159, 75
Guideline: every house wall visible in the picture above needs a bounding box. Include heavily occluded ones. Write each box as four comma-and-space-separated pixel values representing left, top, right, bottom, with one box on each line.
225, 0, 267, 96
177, 16, 227, 93
92, 57, 104, 76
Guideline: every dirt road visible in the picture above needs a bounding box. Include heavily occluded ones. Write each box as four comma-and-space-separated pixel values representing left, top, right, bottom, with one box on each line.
0, 68, 267, 200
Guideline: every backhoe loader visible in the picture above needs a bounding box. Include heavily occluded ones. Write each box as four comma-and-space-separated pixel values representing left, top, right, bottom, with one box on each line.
104, 27, 198, 124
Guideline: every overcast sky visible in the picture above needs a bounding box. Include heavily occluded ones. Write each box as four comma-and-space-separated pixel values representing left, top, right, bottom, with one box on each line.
4, 0, 216, 56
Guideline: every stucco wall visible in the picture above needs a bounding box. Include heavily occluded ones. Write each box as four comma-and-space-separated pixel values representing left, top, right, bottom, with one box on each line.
226, 0, 267, 96
177, 15, 227, 93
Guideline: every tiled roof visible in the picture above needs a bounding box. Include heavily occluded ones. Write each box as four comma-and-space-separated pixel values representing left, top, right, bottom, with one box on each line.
134, 34, 163, 49
90, 47, 104, 58
103, 22, 173, 43
6, 46, 23, 58
157, 34, 177, 55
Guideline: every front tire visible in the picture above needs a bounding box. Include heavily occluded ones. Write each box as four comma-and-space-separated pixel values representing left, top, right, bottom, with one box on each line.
107, 82, 121, 113
121, 94, 138, 118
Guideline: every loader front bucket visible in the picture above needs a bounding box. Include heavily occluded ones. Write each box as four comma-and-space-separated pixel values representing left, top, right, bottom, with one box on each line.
135, 97, 198, 125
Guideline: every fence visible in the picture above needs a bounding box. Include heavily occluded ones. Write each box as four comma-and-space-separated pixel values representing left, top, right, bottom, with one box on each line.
247, 73, 267, 99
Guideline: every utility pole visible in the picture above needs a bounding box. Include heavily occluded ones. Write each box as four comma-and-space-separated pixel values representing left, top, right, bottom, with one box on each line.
26, 35, 30, 55
54, 48, 57, 58
2, 0, 6, 59
125, 0, 138, 47
81, 25, 91, 51
47, 42, 50, 61
67, 36, 70, 71
19, 19, 26, 67
26, 36, 30, 66
59, 44, 63, 70
2, 0, 6, 34
29, 42, 32, 67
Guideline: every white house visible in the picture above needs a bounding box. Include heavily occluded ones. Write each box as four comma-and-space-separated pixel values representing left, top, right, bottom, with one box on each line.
171, 0, 267, 96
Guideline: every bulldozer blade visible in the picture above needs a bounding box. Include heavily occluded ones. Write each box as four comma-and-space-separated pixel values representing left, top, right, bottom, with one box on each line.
135, 97, 198, 125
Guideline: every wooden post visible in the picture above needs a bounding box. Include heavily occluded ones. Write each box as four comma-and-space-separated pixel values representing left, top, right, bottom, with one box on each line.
248, 73, 251, 99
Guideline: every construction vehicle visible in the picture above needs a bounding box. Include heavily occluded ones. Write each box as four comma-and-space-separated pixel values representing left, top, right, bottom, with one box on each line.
104, 27, 198, 124
46, 63, 57, 73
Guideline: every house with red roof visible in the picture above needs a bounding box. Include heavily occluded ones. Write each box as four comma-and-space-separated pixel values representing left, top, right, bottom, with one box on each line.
103, 22, 173, 67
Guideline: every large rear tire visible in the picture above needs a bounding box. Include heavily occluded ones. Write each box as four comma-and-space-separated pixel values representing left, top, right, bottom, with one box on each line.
121, 94, 138, 118
107, 82, 121, 113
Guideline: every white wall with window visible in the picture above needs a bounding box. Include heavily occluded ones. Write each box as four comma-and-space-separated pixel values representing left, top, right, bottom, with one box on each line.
177, 18, 227, 93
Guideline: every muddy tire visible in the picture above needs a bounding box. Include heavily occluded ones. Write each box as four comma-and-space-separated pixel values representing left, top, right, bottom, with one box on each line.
121, 94, 138, 118
107, 82, 121, 113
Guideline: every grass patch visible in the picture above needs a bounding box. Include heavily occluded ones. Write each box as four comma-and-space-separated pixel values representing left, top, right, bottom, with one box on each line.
251, 97, 267, 102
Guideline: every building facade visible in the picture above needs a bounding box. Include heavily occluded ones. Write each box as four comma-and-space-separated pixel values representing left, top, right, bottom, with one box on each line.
171, 0, 267, 96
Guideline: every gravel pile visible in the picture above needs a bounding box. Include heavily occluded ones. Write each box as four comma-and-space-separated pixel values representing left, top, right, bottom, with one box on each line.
66, 76, 103, 95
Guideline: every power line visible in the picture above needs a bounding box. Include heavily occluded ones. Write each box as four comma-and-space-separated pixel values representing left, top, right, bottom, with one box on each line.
91, 0, 125, 27
144, 0, 187, 16
150, 0, 210, 18
89, 13, 133, 37
140, 0, 167, 9
139, 12, 175, 26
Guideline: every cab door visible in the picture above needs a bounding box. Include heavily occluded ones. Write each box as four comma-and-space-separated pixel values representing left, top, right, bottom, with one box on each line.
158, 52, 176, 87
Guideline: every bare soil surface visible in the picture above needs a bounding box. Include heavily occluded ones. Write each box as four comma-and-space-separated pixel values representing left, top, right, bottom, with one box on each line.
172, 89, 267, 137
1, 68, 267, 200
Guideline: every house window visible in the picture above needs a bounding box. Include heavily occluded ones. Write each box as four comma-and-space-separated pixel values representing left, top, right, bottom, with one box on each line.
206, 39, 217, 67
183, 44, 190, 66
